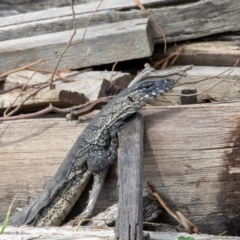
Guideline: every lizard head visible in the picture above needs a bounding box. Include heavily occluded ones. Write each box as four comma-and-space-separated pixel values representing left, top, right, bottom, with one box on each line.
125, 78, 175, 105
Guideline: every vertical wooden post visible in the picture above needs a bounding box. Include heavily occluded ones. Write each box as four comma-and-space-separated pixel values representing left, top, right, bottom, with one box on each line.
115, 112, 144, 240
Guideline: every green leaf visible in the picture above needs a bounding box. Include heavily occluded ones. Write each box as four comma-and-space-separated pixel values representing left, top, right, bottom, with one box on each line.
0, 195, 16, 234
177, 236, 195, 240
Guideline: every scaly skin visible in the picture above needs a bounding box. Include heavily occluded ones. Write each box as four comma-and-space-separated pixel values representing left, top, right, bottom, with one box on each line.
8, 78, 175, 226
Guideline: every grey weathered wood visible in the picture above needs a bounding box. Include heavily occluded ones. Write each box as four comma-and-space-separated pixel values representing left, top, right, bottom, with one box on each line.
0, 0, 239, 44
0, 70, 131, 110
152, 66, 240, 106
115, 113, 144, 240
0, 226, 239, 240
2, 103, 240, 234
154, 41, 240, 67
0, 18, 153, 73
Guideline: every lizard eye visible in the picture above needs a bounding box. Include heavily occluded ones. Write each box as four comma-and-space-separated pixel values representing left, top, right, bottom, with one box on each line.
143, 84, 152, 89
128, 96, 134, 102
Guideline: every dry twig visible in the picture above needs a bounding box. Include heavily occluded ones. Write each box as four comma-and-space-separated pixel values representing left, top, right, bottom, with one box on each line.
168, 59, 240, 97
49, 0, 77, 85
49, 0, 103, 84
0, 59, 46, 79
4, 61, 46, 117
67, 96, 113, 120
108, 41, 134, 84
132, 0, 167, 52
3, 83, 50, 118
147, 182, 198, 234
72, 0, 103, 45
153, 45, 185, 69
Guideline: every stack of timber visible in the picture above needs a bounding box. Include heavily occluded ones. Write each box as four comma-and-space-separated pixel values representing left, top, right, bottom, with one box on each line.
0, 0, 240, 72
1, 0, 240, 239
0, 70, 131, 112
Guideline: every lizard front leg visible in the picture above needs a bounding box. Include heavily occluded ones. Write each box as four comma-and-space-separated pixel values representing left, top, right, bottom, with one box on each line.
87, 120, 124, 173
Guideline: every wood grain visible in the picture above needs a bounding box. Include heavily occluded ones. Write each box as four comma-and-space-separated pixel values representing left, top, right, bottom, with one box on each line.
1, 103, 240, 234
0, 70, 131, 110
152, 66, 240, 106
1, 0, 239, 44
154, 41, 240, 67
0, 18, 153, 73
116, 113, 144, 240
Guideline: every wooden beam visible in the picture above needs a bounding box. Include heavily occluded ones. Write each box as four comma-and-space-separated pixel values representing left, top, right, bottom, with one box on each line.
1, 103, 240, 234
0, 70, 131, 111
1, 226, 240, 240
0, 0, 239, 44
116, 113, 144, 240
154, 41, 240, 67
151, 66, 240, 106
0, 18, 153, 73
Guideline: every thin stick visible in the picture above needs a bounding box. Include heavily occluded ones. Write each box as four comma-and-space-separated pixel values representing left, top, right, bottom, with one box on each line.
175, 66, 234, 87
132, 0, 167, 52
49, 0, 77, 84
0, 59, 46, 79
147, 182, 198, 234
108, 41, 134, 83
4, 83, 50, 117
72, 0, 104, 45
149, 15, 167, 52
0, 103, 86, 122
0, 97, 113, 122
169, 59, 240, 97
153, 45, 185, 69
4, 61, 46, 116
49, 0, 103, 84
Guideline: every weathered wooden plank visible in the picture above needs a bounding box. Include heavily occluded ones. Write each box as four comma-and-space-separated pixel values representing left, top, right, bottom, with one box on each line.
0, 0, 239, 44
0, 0, 182, 28
1, 103, 240, 234
0, 226, 239, 240
152, 66, 240, 106
116, 113, 144, 240
0, 70, 131, 110
0, 18, 153, 73
154, 41, 240, 67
